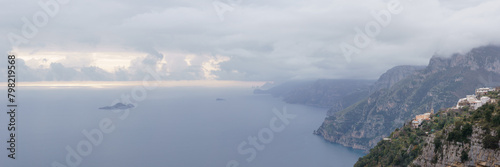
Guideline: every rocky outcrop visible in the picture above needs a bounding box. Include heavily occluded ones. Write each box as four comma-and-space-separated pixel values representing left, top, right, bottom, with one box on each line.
413, 126, 500, 167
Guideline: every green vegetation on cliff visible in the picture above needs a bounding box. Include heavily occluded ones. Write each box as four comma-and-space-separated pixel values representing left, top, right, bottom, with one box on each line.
355, 91, 500, 167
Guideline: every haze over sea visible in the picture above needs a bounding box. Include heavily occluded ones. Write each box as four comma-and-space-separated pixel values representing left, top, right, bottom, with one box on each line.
1, 85, 364, 167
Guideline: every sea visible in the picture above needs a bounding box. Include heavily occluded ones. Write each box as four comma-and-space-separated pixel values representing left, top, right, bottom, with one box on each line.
1, 86, 364, 167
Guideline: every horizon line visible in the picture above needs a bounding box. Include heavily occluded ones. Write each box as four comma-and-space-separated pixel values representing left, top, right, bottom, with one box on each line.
0, 80, 268, 88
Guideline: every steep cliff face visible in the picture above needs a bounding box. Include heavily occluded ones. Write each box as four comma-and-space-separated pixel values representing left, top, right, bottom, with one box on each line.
324, 65, 424, 116
355, 91, 500, 167
413, 126, 500, 167
316, 45, 500, 150
369, 65, 426, 93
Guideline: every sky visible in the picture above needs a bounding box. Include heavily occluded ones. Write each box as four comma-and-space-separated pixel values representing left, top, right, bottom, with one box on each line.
1, 0, 500, 82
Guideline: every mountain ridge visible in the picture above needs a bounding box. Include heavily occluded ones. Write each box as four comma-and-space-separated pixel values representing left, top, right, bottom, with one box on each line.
315, 45, 500, 150
253, 65, 424, 115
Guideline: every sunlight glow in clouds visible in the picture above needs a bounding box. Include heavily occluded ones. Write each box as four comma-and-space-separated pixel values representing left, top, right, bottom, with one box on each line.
202, 55, 230, 80
184, 55, 195, 66
10, 48, 237, 81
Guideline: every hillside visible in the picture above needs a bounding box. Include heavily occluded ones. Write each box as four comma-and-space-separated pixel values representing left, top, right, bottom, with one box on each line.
355, 90, 500, 167
254, 65, 422, 113
325, 66, 424, 116
254, 79, 374, 108
283, 79, 373, 108
315, 45, 500, 150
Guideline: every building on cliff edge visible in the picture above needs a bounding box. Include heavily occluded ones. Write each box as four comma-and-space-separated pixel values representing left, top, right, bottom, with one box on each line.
454, 87, 496, 110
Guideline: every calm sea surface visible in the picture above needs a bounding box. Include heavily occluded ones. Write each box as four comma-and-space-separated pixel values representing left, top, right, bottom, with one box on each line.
1, 87, 364, 167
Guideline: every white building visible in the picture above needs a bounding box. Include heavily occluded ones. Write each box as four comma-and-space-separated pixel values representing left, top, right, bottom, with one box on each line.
412, 119, 422, 128
454, 88, 495, 110
476, 87, 495, 96
481, 96, 491, 104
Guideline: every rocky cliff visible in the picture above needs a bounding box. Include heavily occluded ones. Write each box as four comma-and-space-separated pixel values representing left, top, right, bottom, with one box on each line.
413, 126, 500, 167
369, 65, 426, 93
323, 66, 424, 116
355, 90, 500, 167
316, 45, 500, 150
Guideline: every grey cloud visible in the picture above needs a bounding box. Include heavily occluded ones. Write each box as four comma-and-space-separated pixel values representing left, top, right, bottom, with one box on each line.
1, 0, 499, 82
45, 63, 79, 81
80, 66, 114, 81
1, 59, 118, 81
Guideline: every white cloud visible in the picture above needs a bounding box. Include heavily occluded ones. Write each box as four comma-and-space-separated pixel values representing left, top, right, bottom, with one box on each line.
184, 55, 195, 66
202, 55, 231, 80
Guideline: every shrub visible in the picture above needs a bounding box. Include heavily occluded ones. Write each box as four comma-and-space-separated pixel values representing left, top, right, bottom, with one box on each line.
434, 137, 442, 153
447, 123, 473, 143
462, 123, 473, 139
431, 155, 438, 164
492, 115, 500, 126
447, 131, 460, 142
485, 109, 493, 122
483, 134, 499, 149
460, 150, 469, 162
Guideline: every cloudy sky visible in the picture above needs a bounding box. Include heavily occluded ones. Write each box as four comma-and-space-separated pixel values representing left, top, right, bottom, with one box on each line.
1, 0, 499, 82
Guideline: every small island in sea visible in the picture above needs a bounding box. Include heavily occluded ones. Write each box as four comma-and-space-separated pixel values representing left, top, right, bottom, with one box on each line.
99, 103, 135, 110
